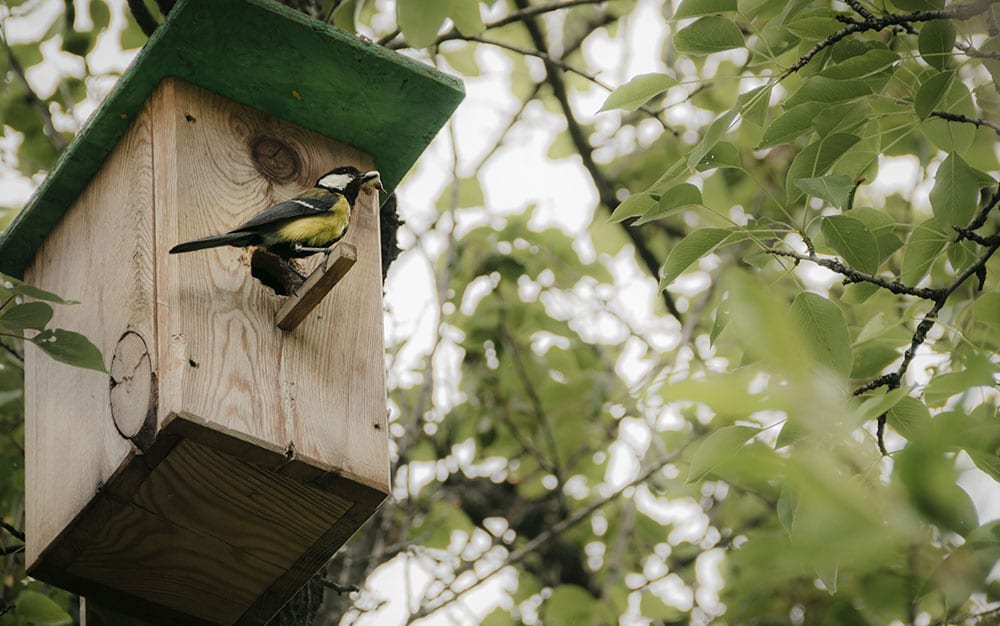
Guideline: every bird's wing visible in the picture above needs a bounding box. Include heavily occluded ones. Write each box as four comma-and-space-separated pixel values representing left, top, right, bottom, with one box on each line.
231, 190, 341, 233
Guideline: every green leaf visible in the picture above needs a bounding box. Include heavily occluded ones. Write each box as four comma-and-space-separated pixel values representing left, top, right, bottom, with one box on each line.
609, 192, 657, 222
450, 0, 485, 36
659, 228, 731, 288
918, 19, 955, 71
786, 133, 860, 200
967, 449, 1000, 483
757, 102, 822, 148
636, 183, 703, 224
929, 153, 992, 227
900, 218, 948, 285
599, 73, 677, 112
886, 397, 932, 441
687, 107, 738, 169
914, 71, 953, 120
820, 214, 879, 273
790, 292, 852, 376
819, 49, 899, 80
972, 292, 1000, 330
857, 386, 910, 424
921, 78, 977, 152
674, 16, 744, 55
481, 608, 517, 626
924, 359, 998, 407
784, 75, 886, 108
9, 43, 43, 68
687, 425, 759, 482
793, 175, 855, 209
777, 485, 799, 533
437, 177, 484, 210
30, 329, 106, 373
816, 563, 839, 595
331, 0, 357, 32
889, 0, 943, 8
847, 207, 902, 263
397, 0, 449, 47
696, 141, 741, 171
0, 301, 53, 331
14, 591, 72, 626
896, 443, 979, 535
120, 13, 148, 49
639, 592, 683, 620
785, 15, 840, 41
737, 84, 772, 128
674, 0, 738, 18
90, 0, 112, 32
543, 585, 599, 624
727, 271, 810, 370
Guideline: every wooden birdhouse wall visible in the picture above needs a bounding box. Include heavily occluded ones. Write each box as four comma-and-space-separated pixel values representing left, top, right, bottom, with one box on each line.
23, 78, 390, 624
155, 79, 388, 476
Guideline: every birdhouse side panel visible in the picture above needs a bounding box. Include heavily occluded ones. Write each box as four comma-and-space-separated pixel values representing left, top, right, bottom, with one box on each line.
23, 104, 156, 567
152, 79, 388, 491
280, 184, 388, 488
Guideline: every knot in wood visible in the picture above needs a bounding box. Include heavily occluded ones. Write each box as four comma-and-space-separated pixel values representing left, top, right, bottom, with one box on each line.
250, 136, 301, 183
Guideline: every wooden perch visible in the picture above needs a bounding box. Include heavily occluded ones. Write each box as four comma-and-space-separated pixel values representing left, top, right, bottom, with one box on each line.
276, 243, 357, 331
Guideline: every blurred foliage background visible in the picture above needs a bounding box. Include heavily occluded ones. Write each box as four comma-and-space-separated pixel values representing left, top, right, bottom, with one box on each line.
1, 0, 1000, 624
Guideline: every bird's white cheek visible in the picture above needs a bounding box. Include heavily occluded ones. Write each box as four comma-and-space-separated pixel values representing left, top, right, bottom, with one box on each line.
318, 173, 353, 190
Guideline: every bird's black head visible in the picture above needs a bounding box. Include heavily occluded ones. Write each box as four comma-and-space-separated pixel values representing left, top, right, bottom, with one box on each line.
316, 166, 383, 194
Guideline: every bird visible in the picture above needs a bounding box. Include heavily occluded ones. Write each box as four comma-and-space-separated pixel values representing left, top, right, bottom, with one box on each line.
169, 165, 383, 259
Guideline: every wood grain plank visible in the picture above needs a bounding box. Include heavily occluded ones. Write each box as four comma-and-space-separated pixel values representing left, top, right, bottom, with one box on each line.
24, 98, 155, 567
130, 439, 353, 569
153, 78, 389, 491
275, 242, 357, 331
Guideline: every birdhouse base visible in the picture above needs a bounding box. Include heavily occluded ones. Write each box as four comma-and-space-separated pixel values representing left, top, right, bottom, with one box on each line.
28, 412, 386, 625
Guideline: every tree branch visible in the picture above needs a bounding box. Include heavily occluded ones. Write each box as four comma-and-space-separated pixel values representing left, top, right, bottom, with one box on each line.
931, 110, 1000, 137
408, 442, 691, 621
382, 0, 608, 48
0, 522, 24, 542
786, 0, 998, 76
510, 0, 685, 324
765, 247, 940, 300
0, 27, 67, 152
126, 0, 159, 37
851, 239, 1000, 453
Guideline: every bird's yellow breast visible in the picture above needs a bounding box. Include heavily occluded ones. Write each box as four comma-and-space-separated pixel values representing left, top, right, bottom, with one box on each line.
275, 200, 350, 246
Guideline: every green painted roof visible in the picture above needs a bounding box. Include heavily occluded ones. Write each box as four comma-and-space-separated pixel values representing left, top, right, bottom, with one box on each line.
0, 0, 463, 278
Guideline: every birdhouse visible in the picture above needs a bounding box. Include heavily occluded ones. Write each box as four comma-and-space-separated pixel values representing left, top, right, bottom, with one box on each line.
0, 0, 462, 623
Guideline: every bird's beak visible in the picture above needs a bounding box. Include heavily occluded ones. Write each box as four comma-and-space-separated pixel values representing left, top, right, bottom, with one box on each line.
362, 171, 385, 192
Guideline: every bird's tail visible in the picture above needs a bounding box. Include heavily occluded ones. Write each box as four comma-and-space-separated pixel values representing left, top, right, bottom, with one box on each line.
169, 231, 255, 254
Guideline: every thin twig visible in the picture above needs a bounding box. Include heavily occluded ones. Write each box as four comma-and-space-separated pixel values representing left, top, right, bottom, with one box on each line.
852, 240, 1000, 453
955, 40, 1000, 60
511, 0, 686, 324
0, 522, 23, 542
765, 248, 940, 300
786, 0, 998, 75
0, 25, 67, 152
383, 0, 608, 49
126, 0, 159, 36
931, 111, 1000, 137
500, 315, 565, 491
321, 579, 360, 595
844, 0, 876, 20
409, 443, 691, 621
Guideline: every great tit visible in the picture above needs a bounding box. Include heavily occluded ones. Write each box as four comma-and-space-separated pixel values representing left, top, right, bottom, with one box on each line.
169, 166, 383, 259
